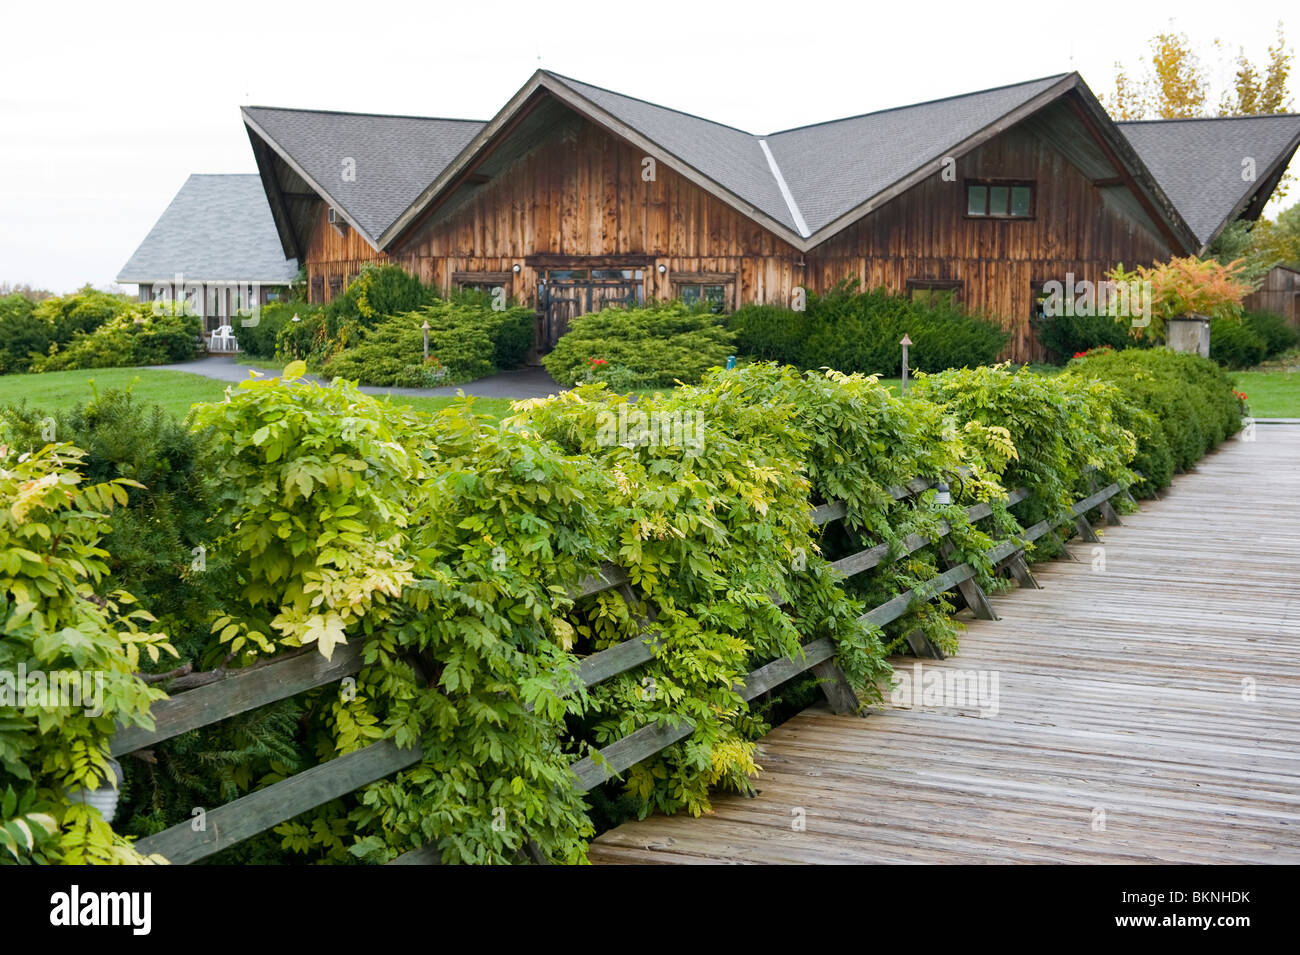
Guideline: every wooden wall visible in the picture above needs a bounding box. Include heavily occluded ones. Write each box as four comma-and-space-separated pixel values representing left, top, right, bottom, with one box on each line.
1243, 266, 1300, 328
806, 125, 1176, 362
299, 104, 1178, 363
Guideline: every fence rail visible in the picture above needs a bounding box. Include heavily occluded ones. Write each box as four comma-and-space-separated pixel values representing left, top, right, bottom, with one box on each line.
120, 473, 1125, 864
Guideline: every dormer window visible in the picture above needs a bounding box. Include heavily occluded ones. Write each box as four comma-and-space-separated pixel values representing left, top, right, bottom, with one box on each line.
967, 180, 1034, 219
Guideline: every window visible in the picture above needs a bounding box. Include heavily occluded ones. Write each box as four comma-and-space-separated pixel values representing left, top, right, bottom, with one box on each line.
907, 279, 961, 308
966, 180, 1034, 219
265, 290, 280, 303
310, 275, 324, 303
680, 285, 727, 312
672, 272, 735, 313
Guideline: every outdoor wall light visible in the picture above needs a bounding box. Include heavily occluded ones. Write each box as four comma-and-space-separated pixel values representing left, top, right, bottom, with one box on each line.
65, 757, 124, 823
512, 264, 521, 273
657, 264, 667, 274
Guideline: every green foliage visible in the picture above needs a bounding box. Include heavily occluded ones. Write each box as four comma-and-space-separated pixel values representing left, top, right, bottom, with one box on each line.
34, 287, 132, 342
191, 363, 420, 662
324, 299, 535, 387
542, 301, 735, 388
1244, 310, 1299, 358
1067, 347, 1241, 494
0, 295, 51, 375
729, 284, 1009, 375
912, 363, 1138, 523
33, 306, 199, 373
1032, 309, 1138, 362
0, 389, 224, 663
236, 301, 297, 360
1209, 317, 1267, 369
325, 264, 435, 329
0, 440, 176, 864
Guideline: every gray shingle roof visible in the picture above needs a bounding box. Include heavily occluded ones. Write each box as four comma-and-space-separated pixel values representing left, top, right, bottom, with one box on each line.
766, 75, 1069, 234
118, 174, 299, 283
241, 106, 485, 244
1118, 115, 1300, 247
544, 73, 800, 233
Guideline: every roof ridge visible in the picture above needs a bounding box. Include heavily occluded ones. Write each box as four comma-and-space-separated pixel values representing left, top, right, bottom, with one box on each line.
765, 72, 1073, 137
243, 104, 487, 123
541, 70, 761, 137
757, 139, 809, 237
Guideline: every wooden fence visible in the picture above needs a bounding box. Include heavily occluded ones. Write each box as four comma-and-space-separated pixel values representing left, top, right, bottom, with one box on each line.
119, 474, 1126, 864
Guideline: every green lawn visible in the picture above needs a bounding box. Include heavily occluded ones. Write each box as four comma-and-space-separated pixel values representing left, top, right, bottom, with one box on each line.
0, 368, 516, 421
1231, 367, 1300, 418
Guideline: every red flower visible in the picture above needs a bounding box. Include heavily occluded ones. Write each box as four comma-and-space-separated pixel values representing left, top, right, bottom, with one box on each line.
586, 357, 608, 366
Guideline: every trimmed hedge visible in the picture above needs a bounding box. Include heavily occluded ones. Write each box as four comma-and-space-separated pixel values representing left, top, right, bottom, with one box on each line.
542, 301, 735, 388
32, 308, 199, 372
1067, 347, 1242, 494
729, 285, 1009, 376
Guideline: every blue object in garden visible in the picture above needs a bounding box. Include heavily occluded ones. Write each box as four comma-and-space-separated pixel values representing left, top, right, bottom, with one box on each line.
726, 355, 736, 370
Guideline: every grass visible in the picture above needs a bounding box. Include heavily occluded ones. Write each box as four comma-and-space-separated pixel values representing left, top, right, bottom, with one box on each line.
1231, 360, 1300, 418
0, 367, 517, 421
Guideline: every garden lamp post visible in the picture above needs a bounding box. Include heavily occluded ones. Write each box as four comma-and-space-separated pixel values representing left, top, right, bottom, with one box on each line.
899, 334, 912, 396
422, 320, 431, 361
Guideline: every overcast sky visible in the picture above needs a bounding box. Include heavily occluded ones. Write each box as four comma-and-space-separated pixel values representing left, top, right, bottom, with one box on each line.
2, 1, 1294, 293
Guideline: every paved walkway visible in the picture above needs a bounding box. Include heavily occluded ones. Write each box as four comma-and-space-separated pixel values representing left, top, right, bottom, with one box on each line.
589, 426, 1300, 864
150, 355, 566, 401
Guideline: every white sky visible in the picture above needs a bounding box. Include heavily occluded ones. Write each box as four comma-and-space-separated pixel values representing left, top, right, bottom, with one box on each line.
1, 0, 1294, 293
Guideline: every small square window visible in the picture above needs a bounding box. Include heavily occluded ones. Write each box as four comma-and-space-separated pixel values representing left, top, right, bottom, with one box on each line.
967, 185, 988, 216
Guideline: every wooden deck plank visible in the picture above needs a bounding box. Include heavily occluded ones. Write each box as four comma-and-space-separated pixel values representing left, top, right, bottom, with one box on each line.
589, 428, 1300, 864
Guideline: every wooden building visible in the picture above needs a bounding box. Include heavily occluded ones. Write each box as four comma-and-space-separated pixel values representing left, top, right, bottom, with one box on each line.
243, 73, 1300, 362
1244, 264, 1300, 328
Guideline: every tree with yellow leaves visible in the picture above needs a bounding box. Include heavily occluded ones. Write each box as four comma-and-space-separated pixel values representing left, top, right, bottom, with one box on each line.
1107, 22, 1292, 120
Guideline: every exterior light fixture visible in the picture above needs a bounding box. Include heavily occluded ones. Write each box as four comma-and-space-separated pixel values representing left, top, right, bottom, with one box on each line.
899, 333, 913, 396
657, 264, 667, 274
422, 319, 431, 361
512, 264, 521, 273
65, 758, 124, 823
291, 313, 301, 323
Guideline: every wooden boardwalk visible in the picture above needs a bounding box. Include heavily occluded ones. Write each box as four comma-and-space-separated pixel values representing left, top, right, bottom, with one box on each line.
589, 426, 1300, 864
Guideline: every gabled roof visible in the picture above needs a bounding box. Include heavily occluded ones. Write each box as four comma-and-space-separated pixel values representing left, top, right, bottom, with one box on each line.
117, 174, 299, 284
247, 71, 1259, 257
241, 106, 485, 248
1118, 114, 1300, 250
766, 74, 1070, 235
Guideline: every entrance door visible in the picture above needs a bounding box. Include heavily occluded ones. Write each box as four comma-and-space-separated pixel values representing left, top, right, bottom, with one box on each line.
538, 268, 644, 352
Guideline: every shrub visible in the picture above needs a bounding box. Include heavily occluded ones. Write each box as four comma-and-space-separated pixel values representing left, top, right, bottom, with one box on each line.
33, 287, 132, 342
274, 304, 334, 364
1032, 310, 1135, 362
0, 295, 51, 374
236, 300, 297, 359
0, 389, 223, 662
1209, 317, 1267, 369
729, 285, 1008, 376
1107, 256, 1252, 343
542, 301, 735, 388
32, 307, 199, 372
1244, 310, 1299, 359
0, 440, 176, 864
1067, 347, 1240, 494
324, 299, 535, 387
326, 264, 434, 329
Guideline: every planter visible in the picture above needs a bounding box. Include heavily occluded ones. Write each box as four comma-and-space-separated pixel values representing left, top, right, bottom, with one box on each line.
1166, 314, 1211, 358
